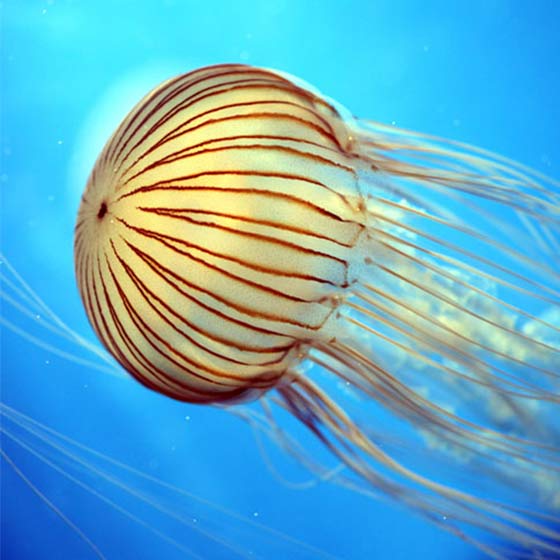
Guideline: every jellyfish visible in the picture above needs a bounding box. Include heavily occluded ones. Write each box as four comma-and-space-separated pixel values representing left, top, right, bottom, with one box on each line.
4, 62, 560, 558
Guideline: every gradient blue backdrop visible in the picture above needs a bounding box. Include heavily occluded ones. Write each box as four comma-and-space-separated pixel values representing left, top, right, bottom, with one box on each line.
2, 1, 559, 559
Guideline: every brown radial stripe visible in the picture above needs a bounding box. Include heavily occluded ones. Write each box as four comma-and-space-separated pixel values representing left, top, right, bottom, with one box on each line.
119, 234, 297, 340
141, 97, 338, 156
122, 127, 345, 188
127, 214, 342, 284
115, 220, 317, 308
85, 251, 142, 383
120, 120, 341, 184
119, 211, 347, 269
101, 249, 243, 397
112, 68, 339, 178
139, 86, 335, 153
114, 69, 265, 155
138, 204, 352, 249
108, 65, 335, 179
121, 233, 331, 330
130, 177, 356, 223
104, 249, 275, 388
133, 131, 344, 174
104, 69, 201, 167
111, 240, 292, 364
117, 169, 353, 212
112, 74, 285, 173
123, 183, 359, 236
102, 261, 282, 396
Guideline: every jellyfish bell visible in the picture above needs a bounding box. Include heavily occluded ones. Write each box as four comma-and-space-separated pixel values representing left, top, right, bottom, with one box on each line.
74, 63, 371, 405
3, 63, 560, 558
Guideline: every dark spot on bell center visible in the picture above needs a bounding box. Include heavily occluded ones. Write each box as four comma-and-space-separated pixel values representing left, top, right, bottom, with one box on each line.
97, 201, 108, 220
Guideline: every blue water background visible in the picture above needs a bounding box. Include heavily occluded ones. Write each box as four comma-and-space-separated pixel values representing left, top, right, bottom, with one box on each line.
2, 2, 559, 559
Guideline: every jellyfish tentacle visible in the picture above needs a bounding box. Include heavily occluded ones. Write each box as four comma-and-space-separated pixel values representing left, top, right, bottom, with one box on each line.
356, 119, 560, 206
353, 120, 560, 284
275, 373, 560, 559
349, 288, 559, 396
364, 198, 560, 299
1, 404, 340, 560
1, 427, 211, 560
306, 348, 558, 484
231, 398, 347, 491
1, 448, 107, 560
364, 228, 560, 339
0, 254, 122, 376
317, 328, 560, 472
1, 253, 116, 364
